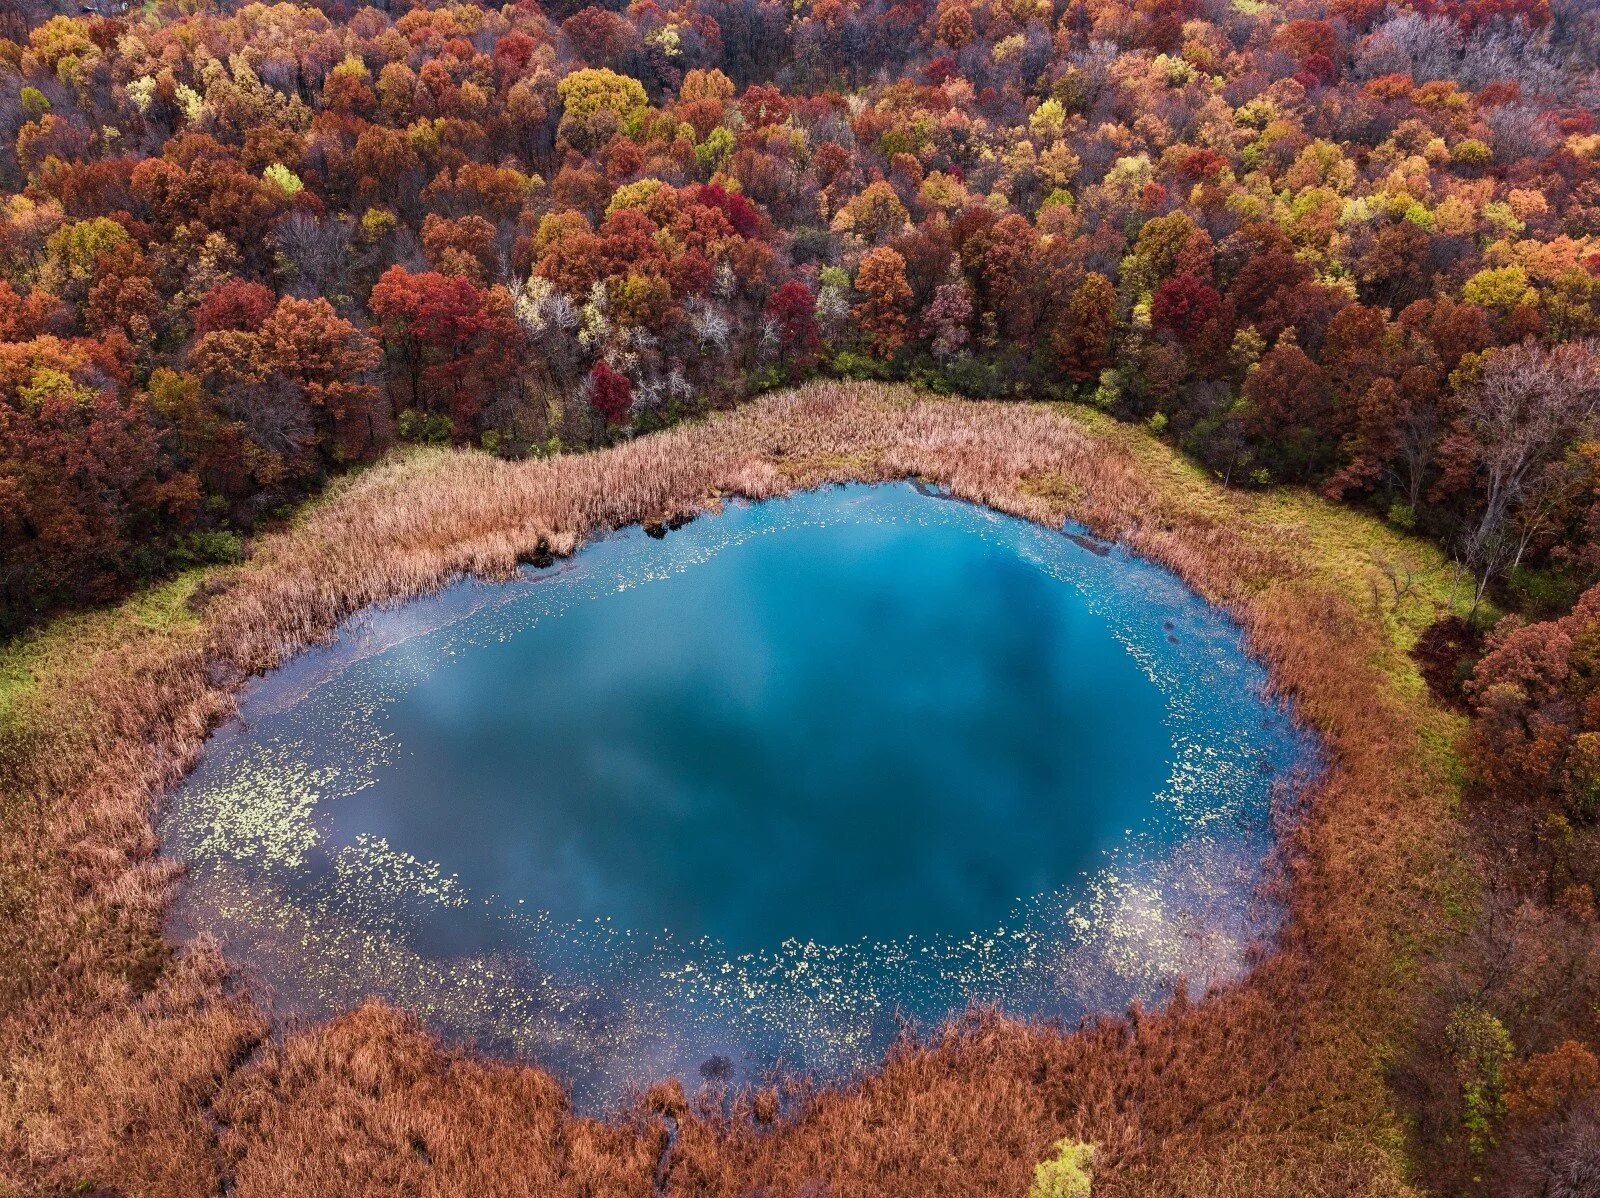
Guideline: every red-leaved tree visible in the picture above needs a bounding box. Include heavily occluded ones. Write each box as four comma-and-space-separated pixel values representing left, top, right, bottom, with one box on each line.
587, 361, 633, 424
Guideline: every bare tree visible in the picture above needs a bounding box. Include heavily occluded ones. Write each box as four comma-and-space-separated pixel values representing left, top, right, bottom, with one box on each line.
1353, 12, 1463, 84
271, 212, 355, 303
1513, 1101, 1600, 1198
218, 374, 314, 459
1393, 386, 1447, 515
1374, 554, 1421, 615
1510, 454, 1591, 572
1486, 103, 1561, 165
1457, 342, 1600, 618
1461, 27, 1568, 97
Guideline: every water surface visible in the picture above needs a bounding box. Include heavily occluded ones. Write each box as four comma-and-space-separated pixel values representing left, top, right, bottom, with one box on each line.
164, 484, 1314, 1107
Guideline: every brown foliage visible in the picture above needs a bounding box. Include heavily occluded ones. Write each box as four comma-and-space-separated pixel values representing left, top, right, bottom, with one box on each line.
1394, 585, 1600, 1192
1413, 615, 1478, 708
854, 247, 913, 357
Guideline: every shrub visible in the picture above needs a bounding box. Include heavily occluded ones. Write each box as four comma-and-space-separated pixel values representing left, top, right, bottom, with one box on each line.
397, 409, 455, 444
1029, 1140, 1095, 1198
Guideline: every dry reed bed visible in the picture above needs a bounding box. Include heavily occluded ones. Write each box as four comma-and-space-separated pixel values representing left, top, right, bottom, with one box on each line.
0, 382, 1454, 1197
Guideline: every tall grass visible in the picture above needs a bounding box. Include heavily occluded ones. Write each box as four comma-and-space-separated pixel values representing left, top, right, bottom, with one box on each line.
0, 382, 1459, 1197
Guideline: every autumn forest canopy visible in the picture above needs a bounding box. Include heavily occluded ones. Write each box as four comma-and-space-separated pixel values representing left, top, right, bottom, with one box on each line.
0, 0, 1597, 633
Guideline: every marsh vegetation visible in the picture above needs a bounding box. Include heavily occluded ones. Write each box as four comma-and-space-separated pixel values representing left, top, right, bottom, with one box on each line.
0, 383, 1469, 1196
161, 481, 1313, 1108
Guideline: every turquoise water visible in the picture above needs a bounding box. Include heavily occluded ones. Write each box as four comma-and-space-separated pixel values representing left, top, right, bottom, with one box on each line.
163, 484, 1315, 1108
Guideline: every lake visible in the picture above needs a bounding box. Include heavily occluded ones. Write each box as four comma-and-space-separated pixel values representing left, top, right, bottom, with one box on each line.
163, 483, 1316, 1108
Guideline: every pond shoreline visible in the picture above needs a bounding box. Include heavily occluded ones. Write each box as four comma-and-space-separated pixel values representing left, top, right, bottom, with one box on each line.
159, 481, 1317, 1112
0, 382, 1463, 1196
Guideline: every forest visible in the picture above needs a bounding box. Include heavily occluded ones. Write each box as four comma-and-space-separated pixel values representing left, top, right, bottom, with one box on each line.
3, 0, 1600, 631
5, 0, 1600, 1191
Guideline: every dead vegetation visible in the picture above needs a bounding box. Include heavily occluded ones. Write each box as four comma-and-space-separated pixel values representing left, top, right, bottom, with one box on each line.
0, 382, 1462, 1197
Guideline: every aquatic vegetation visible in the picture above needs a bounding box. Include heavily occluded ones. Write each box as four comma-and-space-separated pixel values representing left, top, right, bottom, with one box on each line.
162, 483, 1313, 1108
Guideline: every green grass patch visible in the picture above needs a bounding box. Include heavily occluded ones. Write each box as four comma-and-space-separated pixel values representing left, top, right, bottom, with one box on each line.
0, 570, 213, 743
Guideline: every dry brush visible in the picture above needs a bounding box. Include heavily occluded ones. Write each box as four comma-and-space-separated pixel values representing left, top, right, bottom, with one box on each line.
0, 382, 1461, 1197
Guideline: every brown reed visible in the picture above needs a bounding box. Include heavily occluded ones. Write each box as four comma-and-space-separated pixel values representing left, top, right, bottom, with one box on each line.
0, 382, 1460, 1197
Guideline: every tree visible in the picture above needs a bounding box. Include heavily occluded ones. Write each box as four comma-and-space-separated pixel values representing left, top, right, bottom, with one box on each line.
368, 266, 505, 430
420, 214, 498, 283
695, 183, 764, 240
1467, 584, 1600, 815
924, 271, 973, 360
193, 280, 277, 335
259, 298, 383, 458
561, 7, 641, 68
764, 281, 819, 357
1241, 336, 1336, 483
587, 361, 632, 424
40, 216, 130, 298
832, 182, 910, 245
854, 248, 913, 358
1053, 273, 1117, 382
0, 394, 198, 628
556, 67, 649, 153
968, 214, 1040, 340
1454, 343, 1600, 616
0, 285, 69, 342
1151, 274, 1222, 344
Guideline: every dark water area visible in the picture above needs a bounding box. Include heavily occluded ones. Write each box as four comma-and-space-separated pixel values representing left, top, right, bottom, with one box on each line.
163, 483, 1317, 1110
